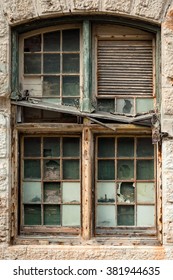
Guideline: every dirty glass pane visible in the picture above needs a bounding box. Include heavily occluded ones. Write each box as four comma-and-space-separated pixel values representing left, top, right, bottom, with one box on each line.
137, 183, 155, 203
96, 205, 116, 227
116, 98, 134, 114
117, 160, 134, 180
97, 99, 115, 112
24, 137, 41, 157
63, 54, 79, 73
23, 182, 41, 203
62, 205, 80, 226
44, 182, 61, 203
43, 137, 60, 157
62, 98, 79, 107
44, 160, 60, 180
62, 29, 80, 51
24, 54, 41, 74
62, 182, 80, 203
62, 76, 79, 96
136, 98, 153, 114
98, 160, 115, 180
43, 31, 60, 51
42, 98, 61, 104
117, 138, 134, 157
98, 138, 115, 158
137, 138, 154, 157
43, 54, 60, 73
117, 205, 134, 226
63, 137, 80, 157
97, 182, 115, 203
24, 160, 41, 179
43, 76, 60, 96
63, 160, 79, 179
24, 35, 41, 52
117, 182, 134, 203
24, 205, 41, 225
44, 205, 60, 225
137, 160, 154, 180
137, 205, 155, 226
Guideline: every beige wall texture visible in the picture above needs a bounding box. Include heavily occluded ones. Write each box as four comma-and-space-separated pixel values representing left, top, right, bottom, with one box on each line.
1, 0, 173, 259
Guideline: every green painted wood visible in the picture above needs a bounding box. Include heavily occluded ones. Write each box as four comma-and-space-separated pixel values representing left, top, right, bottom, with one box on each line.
11, 31, 19, 99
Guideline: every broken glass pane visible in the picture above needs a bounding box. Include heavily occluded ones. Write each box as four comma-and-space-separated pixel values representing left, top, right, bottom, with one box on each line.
43, 76, 60, 96
62, 76, 79, 96
117, 138, 134, 157
96, 205, 116, 227
43, 31, 60, 51
98, 160, 115, 180
24, 205, 41, 225
63, 54, 79, 73
44, 205, 60, 225
98, 137, 115, 158
62, 182, 80, 203
62, 29, 80, 51
43, 54, 60, 73
117, 205, 134, 226
137, 182, 155, 203
137, 138, 154, 157
24, 54, 41, 74
23, 182, 41, 203
63, 137, 80, 157
117, 160, 134, 180
136, 98, 153, 114
44, 160, 60, 180
24, 35, 41, 52
137, 205, 155, 226
117, 182, 134, 203
24, 137, 41, 157
63, 160, 79, 179
137, 160, 154, 180
116, 98, 134, 114
43, 137, 60, 157
97, 99, 115, 112
44, 182, 61, 203
97, 182, 115, 203
62, 205, 80, 226
24, 160, 41, 179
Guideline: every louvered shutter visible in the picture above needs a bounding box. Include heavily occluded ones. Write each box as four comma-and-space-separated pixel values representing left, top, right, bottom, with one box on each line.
97, 40, 153, 95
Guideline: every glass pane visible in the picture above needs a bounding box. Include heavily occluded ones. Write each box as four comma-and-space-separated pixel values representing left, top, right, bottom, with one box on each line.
62, 205, 80, 226
62, 182, 80, 203
117, 182, 135, 203
44, 182, 61, 203
96, 205, 116, 227
98, 138, 115, 157
63, 137, 80, 157
97, 182, 115, 203
137, 183, 155, 203
136, 98, 153, 114
98, 160, 115, 180
62, 29, 80, 51
24, 160, 41, 179
24, 137, 41, 157
44, 160, 60, 180
43, 31, 60, 51
137, 138, 154, 157
117, 205, 134, 226
117, 138, 134, 157
43, 76, 60, 96
42, 98, 61, 104
43, 54, 60, 73
43, 137, 60, 157
24, 54, 41, 74
97, 99, 115, 112
23, 182, 41, 203
137, 160, 154, 180
63, 160, 79, 179
117, 160, 134, 180
62, 76, 79, 96
116, 98, 134, 114
137, 205, 155, 226
62, 98, 79, 107
24, 35, 41, 52
63, 54, 79, 73
24, 205, 41, 225
44, 205, 60, 225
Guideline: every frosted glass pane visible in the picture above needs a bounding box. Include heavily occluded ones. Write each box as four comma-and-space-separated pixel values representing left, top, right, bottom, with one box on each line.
97, 182, 115, 203
44, 182, 61, 203
116, 98, 134, 114
23, 182, 41, 203
44, 160, 60, 180
117, 182, 135, 203
137, 205, 155, 226
137, 183, 155, 203
62, 205, 80, 226
96, 205, 116, 227
136, 98, 153, 113
62, 182, 80, 203
117, 160, 134, 179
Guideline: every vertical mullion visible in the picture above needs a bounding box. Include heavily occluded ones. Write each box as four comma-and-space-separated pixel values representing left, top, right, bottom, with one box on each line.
21, 136, 24, 227
134, 137, 137, 226
115, 137, 117, 226
60, 137, 63, 226
41, 136, 43, 226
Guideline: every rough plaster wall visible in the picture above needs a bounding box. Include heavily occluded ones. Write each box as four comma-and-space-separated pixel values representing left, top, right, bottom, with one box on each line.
0, 0, 173, 259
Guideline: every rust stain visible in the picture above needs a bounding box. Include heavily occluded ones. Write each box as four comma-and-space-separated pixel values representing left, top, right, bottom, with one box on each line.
164, 9, 173, 30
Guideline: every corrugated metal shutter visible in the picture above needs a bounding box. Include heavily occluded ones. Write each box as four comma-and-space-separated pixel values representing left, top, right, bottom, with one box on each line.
97, 40, 153, 96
